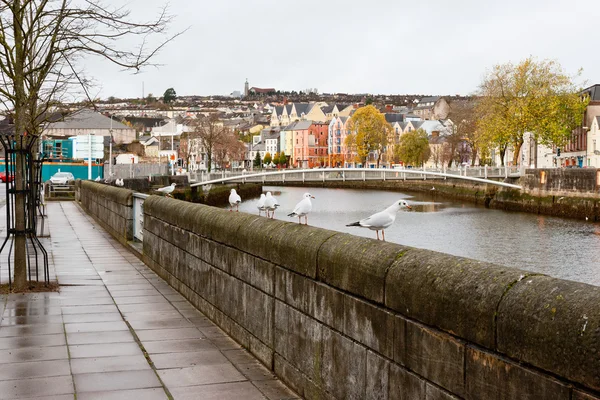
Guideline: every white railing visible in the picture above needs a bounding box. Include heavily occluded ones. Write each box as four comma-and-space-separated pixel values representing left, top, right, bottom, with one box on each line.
188, 166, 521, 183
133, 193, 149, 242
189, 167, 523, 189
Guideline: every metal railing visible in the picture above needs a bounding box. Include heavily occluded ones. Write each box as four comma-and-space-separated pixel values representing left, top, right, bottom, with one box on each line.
189, 166, 523, 189
133, 193, 149, 242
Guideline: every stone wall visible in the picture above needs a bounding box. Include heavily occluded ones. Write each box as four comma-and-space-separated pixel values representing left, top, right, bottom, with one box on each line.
77, 180, 134, 244
137, 195, 600, 400
521, 168, 600, 194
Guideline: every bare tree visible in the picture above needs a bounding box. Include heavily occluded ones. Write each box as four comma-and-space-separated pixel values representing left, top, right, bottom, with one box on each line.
213, 129, 246, 170
191, 114, 229, 172
0, 0, 181, 291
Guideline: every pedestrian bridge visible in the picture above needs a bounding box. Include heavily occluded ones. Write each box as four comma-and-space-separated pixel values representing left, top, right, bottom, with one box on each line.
189, 166, 523, 189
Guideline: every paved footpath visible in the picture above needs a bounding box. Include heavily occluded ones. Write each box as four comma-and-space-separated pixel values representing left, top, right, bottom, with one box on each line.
0, 202, 299, 400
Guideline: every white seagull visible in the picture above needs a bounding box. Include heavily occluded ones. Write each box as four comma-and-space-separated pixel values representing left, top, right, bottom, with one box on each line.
346, 200, 412, 241
263, 192, 280, 219
94, 176, 101, 182
157, 183, 176, 197
288, 192, 315, 225
257, 193, 266, 216
229, 189, 242, 212
115, 179, 124, 187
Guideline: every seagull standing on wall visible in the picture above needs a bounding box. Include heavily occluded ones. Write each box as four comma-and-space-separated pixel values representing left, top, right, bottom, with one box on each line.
157, 183, 176, 197
264, 192, 280, 219
346, 200, 412, 241
115, 179, 124, 187
257, 193, 266, 216
229, 189, 242, 212
288, 192, 315, 225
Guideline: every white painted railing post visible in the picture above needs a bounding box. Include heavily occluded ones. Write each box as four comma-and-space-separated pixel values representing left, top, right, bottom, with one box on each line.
505, 167, 508, 178
383, 170, 386, 181
302, 172, 305, 183
282, 173, 285, 183
484, 166, 488, 179
362, 171, 365, 181
342, 171, 345, 182
322, 172, 325, 182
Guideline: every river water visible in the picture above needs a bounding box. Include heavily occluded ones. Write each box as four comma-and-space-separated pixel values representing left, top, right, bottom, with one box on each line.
231, 185, 600, 286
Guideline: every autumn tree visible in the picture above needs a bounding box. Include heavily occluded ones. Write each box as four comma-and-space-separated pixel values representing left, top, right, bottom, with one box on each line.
263, 152, 272, 165
279, 152, 287, 167
0, 0, 178, 291
272, 152, 280, 166
395, 129, 431, 167
345, 105, 392, 167
476, 58, 588, 166
447, 100, 477, 166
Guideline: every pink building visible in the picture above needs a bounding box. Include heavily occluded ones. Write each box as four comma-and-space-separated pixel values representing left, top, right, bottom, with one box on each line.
328, 116, 352, 166
290, 121, 313, 168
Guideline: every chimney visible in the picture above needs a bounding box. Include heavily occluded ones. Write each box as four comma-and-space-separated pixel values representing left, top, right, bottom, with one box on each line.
386, 105, 393, 111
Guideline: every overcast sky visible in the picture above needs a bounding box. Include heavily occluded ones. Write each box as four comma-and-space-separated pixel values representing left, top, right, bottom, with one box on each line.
85, 0, 600, 99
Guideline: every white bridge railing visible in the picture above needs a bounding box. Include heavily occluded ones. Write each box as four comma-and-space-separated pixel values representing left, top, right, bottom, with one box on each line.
189, 166, 522, 189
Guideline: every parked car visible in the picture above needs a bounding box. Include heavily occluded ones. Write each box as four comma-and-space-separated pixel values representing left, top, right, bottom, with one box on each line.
0, 172, 14, 182
49, 172, 75, 185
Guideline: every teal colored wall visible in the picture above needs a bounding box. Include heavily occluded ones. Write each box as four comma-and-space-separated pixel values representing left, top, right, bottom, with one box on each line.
0, 162, 104, 181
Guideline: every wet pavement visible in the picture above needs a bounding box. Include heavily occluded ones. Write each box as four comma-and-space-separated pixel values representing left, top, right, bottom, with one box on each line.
0, 202, 298, 400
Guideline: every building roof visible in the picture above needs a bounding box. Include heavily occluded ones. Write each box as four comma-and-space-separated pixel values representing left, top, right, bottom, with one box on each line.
293, 103, 313, 116
419, 96, 440, 104
385, 114, 404, 123
596, 116, 600, 126
582, 84, 600, 101
289, 120, 313, 130
321, 105, 335, 114
46, 109, 131, 130
250, 87, 275, 94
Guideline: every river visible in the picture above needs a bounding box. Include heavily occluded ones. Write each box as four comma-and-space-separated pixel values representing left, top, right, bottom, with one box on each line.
231, 185, 600, 286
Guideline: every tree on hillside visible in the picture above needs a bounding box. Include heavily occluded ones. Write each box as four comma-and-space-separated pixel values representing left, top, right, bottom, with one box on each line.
163, 88, 177, 103
191, 114, 228, 172
476, 57, 588, 166
0, 0, 179, 291
345, 105, 392, 167
272, 152, 280, 166
395, 129, 431, 167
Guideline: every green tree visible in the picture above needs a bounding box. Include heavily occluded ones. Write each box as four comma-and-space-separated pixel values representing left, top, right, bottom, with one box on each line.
263, 152, 272, 165
253, 152, 262, 168
476, 57, 588, 166
395, 129, 431, 166
345, 105, 392, 167
279, 152, 287, 167
163, 88, 177, 103
272, 152, 280, 166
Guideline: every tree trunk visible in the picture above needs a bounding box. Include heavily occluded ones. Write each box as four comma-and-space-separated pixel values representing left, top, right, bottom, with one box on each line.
499, 146, 506, 167
12, 0, 28, 291
512, 140, 523, 167
207, 150, 212, 173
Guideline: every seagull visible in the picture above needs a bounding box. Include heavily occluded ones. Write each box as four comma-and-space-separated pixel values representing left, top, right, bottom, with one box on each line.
288, 192, 315, 225
115, 179, 124, 187
346, 199, 412, 241
95, 176, 101, 182
257, 193, 266, 216
229, 189, 241, 212
264, 192, 280, 219
430, 186, 436, 191
157, 183, 176, 197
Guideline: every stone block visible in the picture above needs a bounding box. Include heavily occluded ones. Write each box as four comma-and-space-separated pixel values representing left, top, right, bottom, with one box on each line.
228, 248, 254, 281
236, 218, 336, 278
273, 301, 322, 380
243, 284, 273, 346
385, 248, 528, 349
321, 326, 367, 400
425, 384, 460, 400
389, 364, 425, 400
312, 282, 345, 333
252, 258, 275, 295
465, 347, 570, 400
573, 390, 600, 400
393, 315, 407, 366
248, 334, 274, 369
366, 350, 389, 400
344, 295, 394, 358
318, 233, 406, 304
404, 320, 464, 396
274, 354, 333, 400
497, 275, 600, 392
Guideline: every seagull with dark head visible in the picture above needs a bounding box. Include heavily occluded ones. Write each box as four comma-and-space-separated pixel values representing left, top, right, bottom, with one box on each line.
288, 192, 315, 225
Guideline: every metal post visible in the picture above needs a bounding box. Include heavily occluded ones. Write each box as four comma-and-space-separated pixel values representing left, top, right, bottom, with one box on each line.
484, 165, 488, 179
88, 133, 92, 180
109, 116, 113, 178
